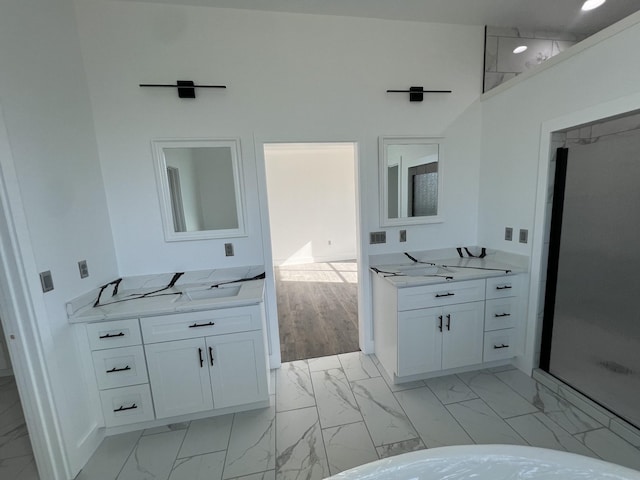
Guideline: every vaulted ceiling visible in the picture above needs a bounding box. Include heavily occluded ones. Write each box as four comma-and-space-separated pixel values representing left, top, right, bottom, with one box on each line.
114, 0, 640, 35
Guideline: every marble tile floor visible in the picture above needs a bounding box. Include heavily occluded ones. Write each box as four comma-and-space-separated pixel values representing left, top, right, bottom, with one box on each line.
5, 353, 640, 480
0, 375, 38, 480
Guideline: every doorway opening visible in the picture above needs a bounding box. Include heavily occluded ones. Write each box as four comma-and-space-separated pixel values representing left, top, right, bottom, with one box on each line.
263, 143, 359, 362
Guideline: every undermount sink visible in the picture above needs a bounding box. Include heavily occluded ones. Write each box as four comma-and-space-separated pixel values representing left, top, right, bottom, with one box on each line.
395, 265, 451, 276
181, 284, 241, 301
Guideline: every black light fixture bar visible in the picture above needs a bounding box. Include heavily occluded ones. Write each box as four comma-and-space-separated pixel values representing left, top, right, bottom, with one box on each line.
139, 80, 227, 98
387, 86, 452, 102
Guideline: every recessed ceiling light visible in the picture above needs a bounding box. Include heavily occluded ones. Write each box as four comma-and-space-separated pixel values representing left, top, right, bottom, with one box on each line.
513, 46, 528, 54
582, 0, 606, 11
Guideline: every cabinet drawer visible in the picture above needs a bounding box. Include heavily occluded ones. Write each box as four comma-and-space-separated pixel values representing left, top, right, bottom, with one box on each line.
485, 275, 520, 300
92, 345, 149, 390
86, 319, 141, 350
483, 329, 516, 362
484, 298, 518, 331
141, 305, 262, 344
100, 384, 154, 428
397, 279, 485, 311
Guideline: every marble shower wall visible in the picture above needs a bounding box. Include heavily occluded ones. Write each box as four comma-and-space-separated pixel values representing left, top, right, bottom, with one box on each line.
484, 27, 586, 92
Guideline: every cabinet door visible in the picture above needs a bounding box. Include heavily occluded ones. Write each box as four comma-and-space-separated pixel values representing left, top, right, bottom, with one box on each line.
206, 331, 268, 409
397, 307, 442, 376
145, 338, 213, 418
441, 301, 484, 370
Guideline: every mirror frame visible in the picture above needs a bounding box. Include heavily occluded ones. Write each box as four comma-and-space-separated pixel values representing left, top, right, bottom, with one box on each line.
152, 138, 248, 241
379, 136, 444, 227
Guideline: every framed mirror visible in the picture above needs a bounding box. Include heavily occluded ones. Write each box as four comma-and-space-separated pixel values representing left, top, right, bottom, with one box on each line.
379, 136, 443, 227
152, 138, 247, 241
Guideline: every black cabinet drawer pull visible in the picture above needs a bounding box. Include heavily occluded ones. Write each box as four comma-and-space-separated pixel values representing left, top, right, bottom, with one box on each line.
496, 285, 512, 290
438, 315, 443, 332
494, 313, 511, 318
114, 403, 137, 412
106, 365, 131, 374
198, 347, 204, 367
493, 344, 510, 349
446, 314, 451, 331
435, 292, 455, 298
189, 322, 215, 328
209, 346, 214, 366
99, 332, 125, 339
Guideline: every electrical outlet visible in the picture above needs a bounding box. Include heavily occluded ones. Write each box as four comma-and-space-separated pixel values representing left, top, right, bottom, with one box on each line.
399, 230, 407, 242
505, 227, 513, 241
78, 260, 89, 279
39, 271, 54, 293
519, 229, 529, 244
224, 243, 234, 256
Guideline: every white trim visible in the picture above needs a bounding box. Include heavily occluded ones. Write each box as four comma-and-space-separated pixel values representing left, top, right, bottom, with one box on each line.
482, 10, 640, 101
151, 138, 248, 242
524, 92, 640, 373
0, 105, 70, 478
378, 136, 444, 228
254, 136, 371, 364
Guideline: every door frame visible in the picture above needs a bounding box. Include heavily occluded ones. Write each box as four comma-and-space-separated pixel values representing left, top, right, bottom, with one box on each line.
254, 135, 371, 367
523, 91, 640, 375
0, 105, 70, 478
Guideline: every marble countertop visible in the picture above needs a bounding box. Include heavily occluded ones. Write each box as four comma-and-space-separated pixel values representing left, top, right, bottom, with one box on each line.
371, 253, 526, 288
67, 266, 265, 324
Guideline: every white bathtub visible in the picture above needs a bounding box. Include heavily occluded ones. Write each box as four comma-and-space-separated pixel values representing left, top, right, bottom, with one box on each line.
327, 445, 640, 479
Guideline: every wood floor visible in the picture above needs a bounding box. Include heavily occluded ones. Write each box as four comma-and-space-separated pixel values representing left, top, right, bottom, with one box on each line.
276, 261, 359, 362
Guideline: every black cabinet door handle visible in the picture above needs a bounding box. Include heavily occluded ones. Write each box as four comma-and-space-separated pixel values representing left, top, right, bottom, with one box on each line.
106, 365, 131, 374
435, 292, 455, 298
494, 313, 511, 318
209, 346, 214, 366
114, 403, 137, 412
189, 322, 215, 328
198, 347, 204, 367
99, 332, 125, 339
446, 314, 451, 331
493, 344, 510, 349
438, 315, 443, 332
496, 285, 512, 290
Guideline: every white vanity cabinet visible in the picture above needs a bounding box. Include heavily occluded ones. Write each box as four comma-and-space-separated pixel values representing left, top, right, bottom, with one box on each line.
142, 305, 269, 420
85, 302, 269, 429
483, 276, 521, 362
398, 301, 484, 375
373, 271, 523, 383
86, 319, 155, 427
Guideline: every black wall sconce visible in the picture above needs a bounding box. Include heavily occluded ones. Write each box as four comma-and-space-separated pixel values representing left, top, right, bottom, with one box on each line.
139, 80, 226, 98
386, 86, 452, 102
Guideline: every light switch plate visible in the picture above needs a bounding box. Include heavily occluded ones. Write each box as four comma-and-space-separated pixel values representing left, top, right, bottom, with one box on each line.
78, 260, 89, 279
505, 227, 513, 241
224, 243, 234, 256
399, 230, 407, 242
519, 229, 528, 244
39, 271, 54, 293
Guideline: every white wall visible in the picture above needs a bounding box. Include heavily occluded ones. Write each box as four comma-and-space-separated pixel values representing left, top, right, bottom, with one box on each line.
478, 12, 640, 372
74, 0, 485, 276
0, 0, 119, 476
264, 143, 357, 265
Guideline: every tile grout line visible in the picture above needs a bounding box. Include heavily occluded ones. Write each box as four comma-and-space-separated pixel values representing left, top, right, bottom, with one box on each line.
218, 412, 236, 480
421, 378, 480, 447
337, 354, 383, 461
452, 373, 530, 446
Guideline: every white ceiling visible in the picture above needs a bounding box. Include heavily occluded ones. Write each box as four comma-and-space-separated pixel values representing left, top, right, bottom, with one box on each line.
114, 0, 640, 34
